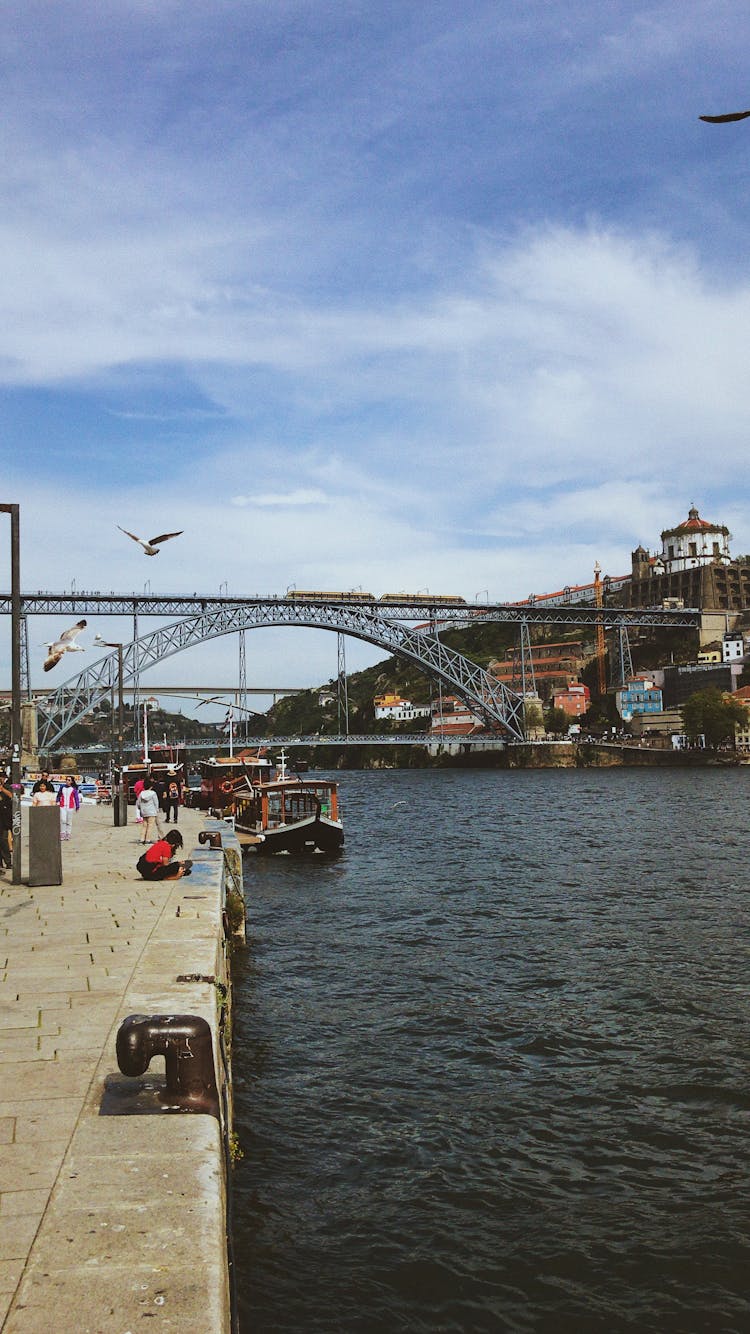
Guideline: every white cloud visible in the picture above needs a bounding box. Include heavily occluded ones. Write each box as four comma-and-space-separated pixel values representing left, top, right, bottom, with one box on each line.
231, 489, 328, 508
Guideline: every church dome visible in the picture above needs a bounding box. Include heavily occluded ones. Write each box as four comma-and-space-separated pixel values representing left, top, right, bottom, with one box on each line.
661, 506, 729, 541
659, 505, 731, 572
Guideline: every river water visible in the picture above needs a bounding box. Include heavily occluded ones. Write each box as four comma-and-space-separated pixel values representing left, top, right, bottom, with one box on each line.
230, 767, 750, 1333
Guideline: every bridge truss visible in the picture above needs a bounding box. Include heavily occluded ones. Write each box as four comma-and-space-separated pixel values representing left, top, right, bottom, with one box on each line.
35, 601, 530, 750
7, 590, 701, 753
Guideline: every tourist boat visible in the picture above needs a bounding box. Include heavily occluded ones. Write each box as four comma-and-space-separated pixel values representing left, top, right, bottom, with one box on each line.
184, 751, 275, 813
233, 751, 344, 855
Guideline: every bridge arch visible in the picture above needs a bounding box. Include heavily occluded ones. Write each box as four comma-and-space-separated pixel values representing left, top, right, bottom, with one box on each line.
36, 601, 525, 749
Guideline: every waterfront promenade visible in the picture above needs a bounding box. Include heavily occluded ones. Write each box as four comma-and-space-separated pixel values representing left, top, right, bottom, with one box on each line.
0, 802, 231, 1332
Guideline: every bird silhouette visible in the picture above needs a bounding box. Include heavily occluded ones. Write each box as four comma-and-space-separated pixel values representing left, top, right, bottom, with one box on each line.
43, 619, 87, 672
117, 525, 183, 556
699, 110, 750, 123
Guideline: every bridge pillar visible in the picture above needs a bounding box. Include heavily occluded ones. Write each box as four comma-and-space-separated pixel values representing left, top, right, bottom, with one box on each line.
21, 699, 38, 771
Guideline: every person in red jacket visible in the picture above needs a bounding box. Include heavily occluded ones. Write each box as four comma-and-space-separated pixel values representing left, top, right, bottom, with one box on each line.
136, 829, 192, 880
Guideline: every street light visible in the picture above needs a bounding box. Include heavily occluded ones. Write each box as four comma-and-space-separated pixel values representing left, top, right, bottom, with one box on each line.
0, 504, 21, 882
94, 634, 127, 827
142, 696, 158, 763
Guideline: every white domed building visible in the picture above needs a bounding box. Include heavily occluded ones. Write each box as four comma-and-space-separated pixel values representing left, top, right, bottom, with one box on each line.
629, 505, 749, 613
658, 506, 731, 573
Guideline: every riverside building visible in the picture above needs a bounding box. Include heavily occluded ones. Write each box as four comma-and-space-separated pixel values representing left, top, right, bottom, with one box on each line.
629, 505, 750, 612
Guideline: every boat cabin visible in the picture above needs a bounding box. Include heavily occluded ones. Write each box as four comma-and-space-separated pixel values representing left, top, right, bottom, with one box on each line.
187, 752, 274, 811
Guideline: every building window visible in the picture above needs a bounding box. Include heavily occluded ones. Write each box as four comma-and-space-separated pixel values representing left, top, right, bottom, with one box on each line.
668, 544, 674, 560
688, 542, 697, 557
713, 541, 721, 557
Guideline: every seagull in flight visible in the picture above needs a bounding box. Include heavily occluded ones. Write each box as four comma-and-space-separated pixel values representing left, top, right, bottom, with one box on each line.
117, 525, 183, 556
43, 619, 87, 672
699, 109, 750, 123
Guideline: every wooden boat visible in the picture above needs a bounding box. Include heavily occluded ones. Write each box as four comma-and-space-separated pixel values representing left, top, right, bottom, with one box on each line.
233, 751, 344, 855
184, 751, 274, 813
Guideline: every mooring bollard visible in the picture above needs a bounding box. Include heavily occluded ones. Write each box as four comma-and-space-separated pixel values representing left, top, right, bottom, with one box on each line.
115, 1014, 220, 1117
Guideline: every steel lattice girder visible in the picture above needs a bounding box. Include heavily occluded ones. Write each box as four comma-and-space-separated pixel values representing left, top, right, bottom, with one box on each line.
2, 590, 701, 629
36, 602, 527, 748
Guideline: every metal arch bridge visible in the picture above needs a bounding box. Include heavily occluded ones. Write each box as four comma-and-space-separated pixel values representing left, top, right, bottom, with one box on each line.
1, 589, 702, 629
35, 600, 530, 750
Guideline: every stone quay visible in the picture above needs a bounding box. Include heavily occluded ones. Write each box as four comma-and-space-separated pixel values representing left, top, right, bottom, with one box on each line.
0, 800, 242, 1332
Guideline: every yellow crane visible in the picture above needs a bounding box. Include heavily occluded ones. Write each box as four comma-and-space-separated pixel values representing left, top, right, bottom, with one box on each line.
593, 562, 606, 695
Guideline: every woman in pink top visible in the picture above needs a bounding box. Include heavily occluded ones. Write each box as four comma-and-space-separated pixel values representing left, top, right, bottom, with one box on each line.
56, 776, 81, 841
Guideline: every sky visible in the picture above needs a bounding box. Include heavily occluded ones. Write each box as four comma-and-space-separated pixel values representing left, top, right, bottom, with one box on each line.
3, 0, 750, 715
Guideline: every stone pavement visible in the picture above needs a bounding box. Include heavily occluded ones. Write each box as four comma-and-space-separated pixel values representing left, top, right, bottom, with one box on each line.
0, 801, 232, 1332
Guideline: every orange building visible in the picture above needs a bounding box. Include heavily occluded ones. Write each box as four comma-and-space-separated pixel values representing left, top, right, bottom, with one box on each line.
430, 695, 483, 736
552, 680, 590, 718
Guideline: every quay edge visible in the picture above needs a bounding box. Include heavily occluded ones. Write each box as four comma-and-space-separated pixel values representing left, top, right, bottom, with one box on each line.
0, 807, 244, 1334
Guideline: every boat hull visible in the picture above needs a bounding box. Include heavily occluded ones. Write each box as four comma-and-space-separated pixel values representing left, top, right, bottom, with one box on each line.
240, 814, 344, 856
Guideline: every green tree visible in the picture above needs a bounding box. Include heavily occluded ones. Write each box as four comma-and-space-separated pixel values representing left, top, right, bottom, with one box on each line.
681, 688, 749, 748
545, 705, 570, 735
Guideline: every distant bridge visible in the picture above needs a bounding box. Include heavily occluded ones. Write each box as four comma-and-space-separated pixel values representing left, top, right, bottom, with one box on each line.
5, 589, 702, 753
33, 602, 528, 750
72, 733, 508, 758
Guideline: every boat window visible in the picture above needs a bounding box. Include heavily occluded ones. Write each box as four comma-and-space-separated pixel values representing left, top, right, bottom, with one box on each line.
282, 792, 321, 823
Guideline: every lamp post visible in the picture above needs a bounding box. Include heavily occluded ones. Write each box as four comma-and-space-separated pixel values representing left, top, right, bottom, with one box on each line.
0, 504, 21, 882
95, 635, 127, 826
143, 697, 158, 764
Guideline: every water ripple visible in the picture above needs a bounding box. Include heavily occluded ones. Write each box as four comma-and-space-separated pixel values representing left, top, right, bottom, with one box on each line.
232, 768, 750, 1332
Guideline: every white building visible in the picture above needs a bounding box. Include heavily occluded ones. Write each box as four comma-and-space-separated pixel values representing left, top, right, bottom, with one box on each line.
374, 694, 430, 722
722, 632, 745, 663
658, 506, 731, 573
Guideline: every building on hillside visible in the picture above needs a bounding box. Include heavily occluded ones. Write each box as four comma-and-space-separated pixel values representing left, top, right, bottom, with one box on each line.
374, 694, 430, 722
430, 695, 483, 736
661, 662, 743, 709
615, 674, 663, 721
630, 707, 684, 739
629, 505, 750, 611
722, 632, 745, 662
697, 643, 722, 664
552, 680, 590, 718
490, 641, 585, 700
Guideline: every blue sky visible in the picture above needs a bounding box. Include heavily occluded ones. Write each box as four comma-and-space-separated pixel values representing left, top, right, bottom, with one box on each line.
3, 0, 750, 706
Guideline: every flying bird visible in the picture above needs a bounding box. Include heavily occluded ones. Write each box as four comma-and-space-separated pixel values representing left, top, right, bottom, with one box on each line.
117, 525, 183, 556
43, 619, 87, 672
699, 110, 750, 123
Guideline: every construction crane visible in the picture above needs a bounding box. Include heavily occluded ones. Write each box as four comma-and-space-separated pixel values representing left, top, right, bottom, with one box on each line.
593, 562, 606, 695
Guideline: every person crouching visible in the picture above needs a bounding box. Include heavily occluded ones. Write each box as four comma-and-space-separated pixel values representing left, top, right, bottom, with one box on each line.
136, 829, 192, 881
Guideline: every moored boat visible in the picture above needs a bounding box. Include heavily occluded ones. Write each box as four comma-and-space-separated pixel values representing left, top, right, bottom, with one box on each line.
233, 751, 344, 855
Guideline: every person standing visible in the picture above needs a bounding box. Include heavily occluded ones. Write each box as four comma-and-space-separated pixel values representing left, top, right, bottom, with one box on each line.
132, 774, 146, 826
56, 775, 81, 840
136, 779, 164, 844
164, 770, 182, 824
31, 769, 56, 796
0, 771, 12, 871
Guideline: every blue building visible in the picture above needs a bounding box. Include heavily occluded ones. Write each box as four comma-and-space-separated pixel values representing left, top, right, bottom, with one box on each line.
615, 675, 663, 721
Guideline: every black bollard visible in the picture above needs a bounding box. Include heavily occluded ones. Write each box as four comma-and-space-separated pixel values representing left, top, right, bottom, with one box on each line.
115, 1013, 220, 1117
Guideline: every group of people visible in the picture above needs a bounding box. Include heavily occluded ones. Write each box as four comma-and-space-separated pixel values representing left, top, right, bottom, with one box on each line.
31, 771, 81, 840
0, 767, 192, 883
